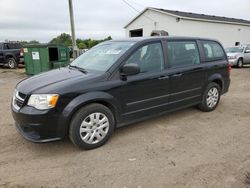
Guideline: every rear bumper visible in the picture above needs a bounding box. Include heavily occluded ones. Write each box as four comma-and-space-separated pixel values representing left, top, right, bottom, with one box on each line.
12, 105, 65, 143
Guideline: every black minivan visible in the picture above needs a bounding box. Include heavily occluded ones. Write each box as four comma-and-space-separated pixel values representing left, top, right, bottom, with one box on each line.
12, 37, 230, 149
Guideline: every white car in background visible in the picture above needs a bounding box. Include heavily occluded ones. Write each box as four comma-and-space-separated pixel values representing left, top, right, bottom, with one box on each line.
226, 45, 250, 68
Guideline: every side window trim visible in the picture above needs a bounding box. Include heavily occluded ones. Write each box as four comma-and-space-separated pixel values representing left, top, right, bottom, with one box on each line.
162, 40, 170, 68
197, 40, 206, 63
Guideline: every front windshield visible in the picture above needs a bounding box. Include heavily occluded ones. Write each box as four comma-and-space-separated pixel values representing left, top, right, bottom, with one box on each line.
70, 41, 135, 72
226, 47, 244, 53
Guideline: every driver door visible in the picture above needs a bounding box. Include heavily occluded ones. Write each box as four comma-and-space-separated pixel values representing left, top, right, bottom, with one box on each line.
244, 46, 250, 63
110, 41, 171, 122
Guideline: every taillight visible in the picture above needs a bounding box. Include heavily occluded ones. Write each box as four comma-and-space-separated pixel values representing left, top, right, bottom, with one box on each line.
20, 48, 24, 56
227, 63, 232, 76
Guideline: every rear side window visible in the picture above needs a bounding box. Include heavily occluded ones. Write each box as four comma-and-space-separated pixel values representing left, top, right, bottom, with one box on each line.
3, 44, 9, 49
16, 43, 22, 49
202, 41, 225, 61
3, 43, 20, 49
167, 40, 200, 68
8, 43, 16, 49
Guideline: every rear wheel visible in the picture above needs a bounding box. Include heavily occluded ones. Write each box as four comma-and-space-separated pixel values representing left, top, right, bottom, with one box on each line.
6, 57, 17, 69
237, 59, 243, 68
69, 103, 115, 150
198, 82, 221, 112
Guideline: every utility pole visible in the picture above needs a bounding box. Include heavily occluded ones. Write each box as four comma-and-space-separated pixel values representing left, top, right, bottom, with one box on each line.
68, 0, 78, 59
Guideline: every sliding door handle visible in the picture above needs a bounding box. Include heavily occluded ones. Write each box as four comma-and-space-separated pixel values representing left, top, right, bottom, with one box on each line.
172, 73, 182, 77
158, 75, 169, 80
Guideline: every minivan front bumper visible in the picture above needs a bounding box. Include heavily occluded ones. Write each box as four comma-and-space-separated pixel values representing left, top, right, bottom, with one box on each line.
228, 59, 238, 66
12, 105, 64, 143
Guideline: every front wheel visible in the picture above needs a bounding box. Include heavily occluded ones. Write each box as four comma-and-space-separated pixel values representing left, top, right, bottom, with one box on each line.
69, 103, 115, 150
198, 82, 221, 112
237, 59, 243, 68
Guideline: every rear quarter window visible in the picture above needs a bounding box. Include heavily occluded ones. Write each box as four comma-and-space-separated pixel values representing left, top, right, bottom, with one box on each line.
3, 43, 9, 50
8, 43, 16, 49
15, 43, 22, 49
202, 41, 225, 62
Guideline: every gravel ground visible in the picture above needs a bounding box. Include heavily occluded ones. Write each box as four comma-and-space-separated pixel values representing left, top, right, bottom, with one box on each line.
0, 67, 250, 188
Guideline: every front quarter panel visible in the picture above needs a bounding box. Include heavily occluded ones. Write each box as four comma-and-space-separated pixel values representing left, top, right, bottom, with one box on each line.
57, 91, 122, 138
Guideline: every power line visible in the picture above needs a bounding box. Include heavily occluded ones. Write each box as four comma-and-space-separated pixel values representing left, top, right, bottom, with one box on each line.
121, 0, 156, 23
126, 0, 146, 9
122, 0, 141, 13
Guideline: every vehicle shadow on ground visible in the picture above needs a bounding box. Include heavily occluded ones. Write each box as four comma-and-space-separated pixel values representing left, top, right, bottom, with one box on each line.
232, 65, 250, 69
0, 64, 25, 69
20, 106, 199, 155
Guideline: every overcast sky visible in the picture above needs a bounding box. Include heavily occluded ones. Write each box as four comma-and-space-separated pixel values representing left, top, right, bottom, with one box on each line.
0, 0, 249, 42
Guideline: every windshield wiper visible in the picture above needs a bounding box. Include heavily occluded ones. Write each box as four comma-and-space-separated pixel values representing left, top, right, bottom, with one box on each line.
69, 65, 88, 74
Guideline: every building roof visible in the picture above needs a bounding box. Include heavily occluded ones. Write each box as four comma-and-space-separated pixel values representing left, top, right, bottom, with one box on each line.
124, 7, 250, 28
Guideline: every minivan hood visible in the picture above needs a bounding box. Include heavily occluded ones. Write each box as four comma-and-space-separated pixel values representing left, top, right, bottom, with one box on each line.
16, 67, 104, 94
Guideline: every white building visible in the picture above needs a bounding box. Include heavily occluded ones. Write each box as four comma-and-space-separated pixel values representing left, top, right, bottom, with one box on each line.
124, 8, 250, 47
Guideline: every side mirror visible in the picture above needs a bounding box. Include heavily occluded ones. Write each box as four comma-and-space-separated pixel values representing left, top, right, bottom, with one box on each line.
245, 50, 250, 53
120, 63, 140, 76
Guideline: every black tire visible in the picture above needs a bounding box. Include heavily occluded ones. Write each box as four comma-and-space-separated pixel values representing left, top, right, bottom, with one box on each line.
6, 57, 17, 69
237, 59, 243, 68
69, 103, 115, 150
198, 82, 221, 112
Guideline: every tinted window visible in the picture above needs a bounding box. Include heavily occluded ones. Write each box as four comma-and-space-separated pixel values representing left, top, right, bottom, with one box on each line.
226, 47, 244, 53
0, 43, 3, 50
3, 44, 9, 49
167, 41, 200, 68
125, 42, 164, 73
7, 44, 13, 49
16, 43, 22, 49
202, 41, 225, 61
8, 43, 16, 49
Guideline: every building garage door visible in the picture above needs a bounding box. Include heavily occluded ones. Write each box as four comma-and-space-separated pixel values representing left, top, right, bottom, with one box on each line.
130, 29, 143, 37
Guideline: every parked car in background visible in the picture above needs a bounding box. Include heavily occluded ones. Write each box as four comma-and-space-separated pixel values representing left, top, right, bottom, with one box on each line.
12, 37, 230, 150
0, 42, 24, 69
226, 45, 250, 68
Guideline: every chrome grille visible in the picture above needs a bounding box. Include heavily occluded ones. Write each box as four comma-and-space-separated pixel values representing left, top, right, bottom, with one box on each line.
12, 90, 26, 110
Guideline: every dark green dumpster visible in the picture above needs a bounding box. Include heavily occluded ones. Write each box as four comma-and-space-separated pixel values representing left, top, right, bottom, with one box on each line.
23, 44, 70, 75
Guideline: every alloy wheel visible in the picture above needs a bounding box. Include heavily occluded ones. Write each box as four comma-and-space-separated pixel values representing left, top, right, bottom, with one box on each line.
206, 87, 219, 108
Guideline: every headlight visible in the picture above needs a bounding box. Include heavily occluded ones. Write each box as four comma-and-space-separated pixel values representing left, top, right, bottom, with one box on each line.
27, 94, 59, 110
228, 56, 237, 59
